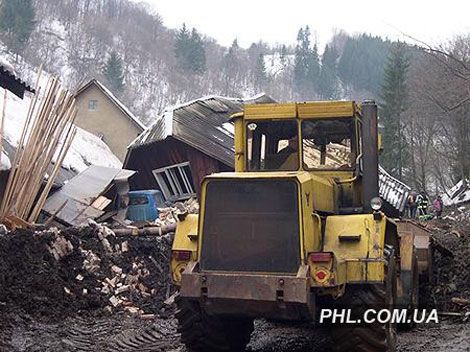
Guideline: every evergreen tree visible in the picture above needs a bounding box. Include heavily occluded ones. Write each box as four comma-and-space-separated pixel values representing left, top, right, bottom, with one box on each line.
0, 0, 35, 52
221, 39, 242, 94
279, 44, 288, 66
104, 51, 124, 93
379, 42, 410, 179
254, 53, 267, 90
189, 28, 206, 74
337, 34, 391, 97
174, 23, 191, 70
293, 26, 320, 99
319, 44, 339, 99
174, 24, 206, 74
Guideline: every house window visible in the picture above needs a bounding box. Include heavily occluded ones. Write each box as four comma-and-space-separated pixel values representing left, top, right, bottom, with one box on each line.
88, 99, 98, 111
152, 162, 196, 200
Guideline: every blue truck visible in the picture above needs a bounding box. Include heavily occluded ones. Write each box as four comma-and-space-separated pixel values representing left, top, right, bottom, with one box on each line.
126, 190, 165, 222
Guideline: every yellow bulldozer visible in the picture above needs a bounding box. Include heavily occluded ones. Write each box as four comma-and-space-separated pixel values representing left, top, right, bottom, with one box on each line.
170, 100, 431, 352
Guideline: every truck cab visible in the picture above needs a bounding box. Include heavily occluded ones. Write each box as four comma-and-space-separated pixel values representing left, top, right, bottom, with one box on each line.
126, 189, 164, 222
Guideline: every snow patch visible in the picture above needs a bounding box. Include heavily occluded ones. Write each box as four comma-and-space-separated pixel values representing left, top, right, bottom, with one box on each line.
0, 151, 10, 171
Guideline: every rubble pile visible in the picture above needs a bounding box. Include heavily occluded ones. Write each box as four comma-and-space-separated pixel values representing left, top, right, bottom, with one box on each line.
426, 213, 470, 313
0, 222, 175, 319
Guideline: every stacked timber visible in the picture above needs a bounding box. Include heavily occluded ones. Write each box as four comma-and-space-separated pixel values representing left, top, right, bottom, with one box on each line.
0, 70, 78, 228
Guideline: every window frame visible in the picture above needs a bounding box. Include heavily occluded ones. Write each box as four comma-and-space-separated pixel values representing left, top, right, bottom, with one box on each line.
301, 117, 357, 172
88, 99, 98, 111
152, 162, 196, 200
245, 118, 301, 172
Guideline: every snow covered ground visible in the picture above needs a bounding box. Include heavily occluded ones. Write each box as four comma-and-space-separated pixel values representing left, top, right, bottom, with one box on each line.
264, 53, 294, 77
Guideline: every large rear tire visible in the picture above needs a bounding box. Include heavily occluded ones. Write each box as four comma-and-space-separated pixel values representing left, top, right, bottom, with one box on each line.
332, 248, 397, 352
175, 295, 254, 352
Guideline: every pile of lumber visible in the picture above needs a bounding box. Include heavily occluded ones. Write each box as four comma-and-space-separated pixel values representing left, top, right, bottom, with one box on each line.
0, 71, 77, 228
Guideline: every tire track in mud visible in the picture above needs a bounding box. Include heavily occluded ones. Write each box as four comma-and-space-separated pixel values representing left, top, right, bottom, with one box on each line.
59, 316, 181, 352
1, 312, 469, 352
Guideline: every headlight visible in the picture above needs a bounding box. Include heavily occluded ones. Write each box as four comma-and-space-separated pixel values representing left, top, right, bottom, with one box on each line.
370, 197, 383, 211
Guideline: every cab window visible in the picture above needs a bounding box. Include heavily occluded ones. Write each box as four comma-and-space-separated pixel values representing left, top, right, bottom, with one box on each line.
246, 119, 299, 171
302, 118, 356, 170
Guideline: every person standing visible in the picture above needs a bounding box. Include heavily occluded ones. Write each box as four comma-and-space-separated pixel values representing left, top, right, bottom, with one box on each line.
417, 194, 429, 216
407, 192, 418, 218
433, 196, 443, 218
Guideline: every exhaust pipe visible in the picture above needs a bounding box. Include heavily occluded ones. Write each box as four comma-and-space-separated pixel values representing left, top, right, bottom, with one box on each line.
361, 100, 379, 213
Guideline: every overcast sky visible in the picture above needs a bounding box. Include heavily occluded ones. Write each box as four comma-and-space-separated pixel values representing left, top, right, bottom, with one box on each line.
135, 0, 470, 49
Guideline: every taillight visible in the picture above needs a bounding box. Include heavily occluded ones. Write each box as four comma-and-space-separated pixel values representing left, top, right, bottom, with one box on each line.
309, 252, 332, 262
172, 250, 192, 261
314, 268, 330, 283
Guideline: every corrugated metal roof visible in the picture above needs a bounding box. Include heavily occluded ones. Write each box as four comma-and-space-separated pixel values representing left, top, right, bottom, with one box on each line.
42, 165, 136, 226
129, 94, 275, 166
379, 166, 411, 212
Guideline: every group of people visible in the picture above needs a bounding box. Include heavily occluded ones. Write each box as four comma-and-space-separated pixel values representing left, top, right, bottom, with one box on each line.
405, 191, 443, 220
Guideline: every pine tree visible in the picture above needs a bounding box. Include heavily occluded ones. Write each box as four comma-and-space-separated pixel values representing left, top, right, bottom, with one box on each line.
0, 0, 35, 53
174, 23, 191, 70
254, 53, 267, 90
319, 44, 339, 99
379, 42, 410, 179
279, 44, 288, 67
221, 39, 241, 95
293, 26, 320, 99
104, 51, 124, 93
174, 24, 206, 74
189, 28, 206, 74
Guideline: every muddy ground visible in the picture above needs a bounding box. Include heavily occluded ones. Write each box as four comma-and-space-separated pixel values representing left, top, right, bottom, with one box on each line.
0, 211, 469, 352
0, 311, 468, 352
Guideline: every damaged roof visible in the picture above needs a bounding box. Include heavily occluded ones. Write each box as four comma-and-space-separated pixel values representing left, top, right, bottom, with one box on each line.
76, 79, 146, 131
0, 64, 35, 99
42, 165, 135, 226
379, 166, 411, 212
128, 94, 275, 166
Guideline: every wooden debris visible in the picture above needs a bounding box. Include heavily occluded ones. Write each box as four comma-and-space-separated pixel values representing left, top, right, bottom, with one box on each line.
164, 291, 179, 306
451, 297, 470, 306
109, 295, 121, 307
112, 224, 176, 236
0, 72, 78, 227
140, 314, 156, 320
111, 265, 122, 275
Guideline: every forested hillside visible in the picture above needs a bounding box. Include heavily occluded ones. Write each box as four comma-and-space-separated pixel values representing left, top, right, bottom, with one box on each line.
0, 0, 392, 125
2, 0, 469, 193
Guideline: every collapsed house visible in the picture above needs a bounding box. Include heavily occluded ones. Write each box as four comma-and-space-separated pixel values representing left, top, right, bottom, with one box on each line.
124, 94, 275, 201
0, 67, 123, 224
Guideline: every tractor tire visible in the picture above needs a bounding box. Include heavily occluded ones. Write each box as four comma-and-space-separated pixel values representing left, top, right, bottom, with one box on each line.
332, 248, 397, 352
175, 295, 254, 352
